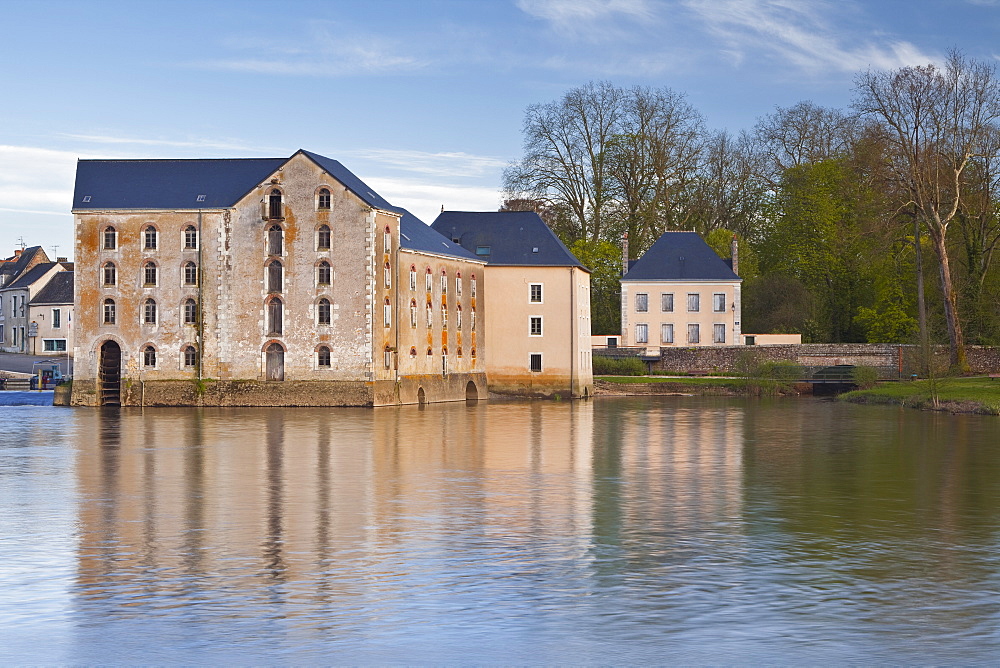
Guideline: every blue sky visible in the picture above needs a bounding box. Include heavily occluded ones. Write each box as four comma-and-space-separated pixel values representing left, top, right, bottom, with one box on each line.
3, 0, 999, 260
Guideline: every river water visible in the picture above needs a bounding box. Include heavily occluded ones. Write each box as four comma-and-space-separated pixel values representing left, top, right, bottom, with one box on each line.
2, 397, 999, 664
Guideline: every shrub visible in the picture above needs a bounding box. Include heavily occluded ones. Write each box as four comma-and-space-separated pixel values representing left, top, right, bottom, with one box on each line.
851, 365, 879, 389
593, 355, 647, 376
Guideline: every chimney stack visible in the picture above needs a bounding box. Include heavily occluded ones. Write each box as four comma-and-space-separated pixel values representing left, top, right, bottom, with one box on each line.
13, 249, 22, 258
622, 232, 629, 276
730, 234, 739, 276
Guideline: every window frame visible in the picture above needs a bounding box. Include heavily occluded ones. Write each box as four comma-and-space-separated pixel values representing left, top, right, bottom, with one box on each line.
661, 293, 674, 312
687, 293, 700, 312
713, 323, 726, 344
183, 225, 198, 251
143, 261, 158, 287
687, 323, 700, 344
318, 298, 331, 326
635, 323, 649, 344
529, 353, 543, 373
529, 315, 543, 337
635, 293, 648, 313
143, 225, 158, 250
102, 298, 116, 325
713, 293, 727, 313
143, 298, 157, 325
183, 298, 198, 326
317, 224, 331, 251
102, 226, 117, 250
529, 283, 543, 304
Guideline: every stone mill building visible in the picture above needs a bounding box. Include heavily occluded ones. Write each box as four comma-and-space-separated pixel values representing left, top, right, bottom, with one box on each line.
70, 150, 489, 406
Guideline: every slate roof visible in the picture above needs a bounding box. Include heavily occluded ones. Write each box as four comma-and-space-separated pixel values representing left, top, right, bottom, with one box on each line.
399, 210, 480, 261
430, 211, 586, 269
622, 231, 740, 281
0, 246, 46, 285
6, 262, 59, 290
72, 149, 404, 214
30, 271, 74, 305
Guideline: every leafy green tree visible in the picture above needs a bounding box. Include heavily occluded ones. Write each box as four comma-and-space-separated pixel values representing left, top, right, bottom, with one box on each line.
570, 238, 622, 335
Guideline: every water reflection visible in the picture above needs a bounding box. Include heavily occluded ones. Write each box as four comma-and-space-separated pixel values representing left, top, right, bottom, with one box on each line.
4, 398, 1000, 663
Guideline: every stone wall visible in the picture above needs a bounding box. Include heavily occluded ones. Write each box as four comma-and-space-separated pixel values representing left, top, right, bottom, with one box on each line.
651, 344, 1000, 376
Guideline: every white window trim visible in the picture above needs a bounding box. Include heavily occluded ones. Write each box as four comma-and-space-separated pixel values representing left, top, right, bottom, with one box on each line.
529, 283, 543, 304
529, 315, 543, 337
713, 293, 727, 313
635, 323, 649, 344
529, 352, 543, 373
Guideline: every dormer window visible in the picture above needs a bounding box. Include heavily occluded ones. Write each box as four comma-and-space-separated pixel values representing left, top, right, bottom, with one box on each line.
268, 189, 283, 219
476, 246, 490, 256
196, 194, 206, 203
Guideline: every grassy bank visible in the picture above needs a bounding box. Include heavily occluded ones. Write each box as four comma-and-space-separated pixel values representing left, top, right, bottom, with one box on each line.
840, 377, 1000, 415
595, 375, 800, 396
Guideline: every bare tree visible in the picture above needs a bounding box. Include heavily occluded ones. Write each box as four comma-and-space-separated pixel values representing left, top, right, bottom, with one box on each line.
854, 51, 1000, 369
753, 101, 860, 186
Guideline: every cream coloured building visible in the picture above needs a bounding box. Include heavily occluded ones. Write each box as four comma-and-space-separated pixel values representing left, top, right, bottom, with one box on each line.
432, 211, 593, 398
621, 231, 741, 351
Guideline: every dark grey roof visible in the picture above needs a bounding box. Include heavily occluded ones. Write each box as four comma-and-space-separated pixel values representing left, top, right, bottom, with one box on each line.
6, 262, 58, 290
30, 271, 73, 305
430, 211, 586, 269
73, 158, 285, 210
623, 231, 740, 281
399, 210, 480, 261
72, 149, 404, 213
0, 246, 46, 284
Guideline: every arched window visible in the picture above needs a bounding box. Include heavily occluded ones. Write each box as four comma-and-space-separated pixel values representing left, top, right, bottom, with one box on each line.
456, 272, 462, 297
317, 260, 331, 286
317, 345, 331, 368
318, 298, 331, 325
102, 226, 116, 250
457, 304, 463, 329
383, 298, 391, 328
183, 298, 197, 325
143, 345, 156, 368
409, 265, 417, 291
143, 261, 157, 286
267, 297, 283, 335
410, 299, 417, 328
471, 274, 477, 299
425, 267, 433, 292
268, 188, 282, 219
267, 260, 282, 293
143, 298, 157, 324
102, 262, 116, 286
457, 346, 463, 357
183, 261, 198, 286
317, 188, 331, 210
184, 225, 198, 250
440, 270, 447, 294
427, 347, 433, 356
384, 225, 391, 253
317, 224, 331, 250
426, 301, 433, 327
103, 298, 116, 324
441, 303, 448, 329
384, 346, 392, 369
409, 347, 417, 358
471, 306, 476, 331
183, 345, 197, 368
384, 262, 391, 288
471, 347, 477, 358
144, 225, 157, 250
267, 224, 283, 255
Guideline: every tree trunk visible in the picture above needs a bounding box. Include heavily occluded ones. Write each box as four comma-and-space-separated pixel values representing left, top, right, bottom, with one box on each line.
914, 216, 929, 375
930, 228, 968, 370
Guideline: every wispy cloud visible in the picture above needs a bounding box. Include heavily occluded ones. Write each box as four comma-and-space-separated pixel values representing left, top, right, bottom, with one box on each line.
366, 177, 501, 225
0, 145, 79, 214
682, 0, 937, 73
346, 148, 508, 180
58, 133, 262, 153
517, 0, 657, 41
195, 20, 424, 77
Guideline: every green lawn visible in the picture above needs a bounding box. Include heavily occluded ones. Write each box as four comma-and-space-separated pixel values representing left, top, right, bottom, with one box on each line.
596, 375, 739, 386
840, 376, 1000, 415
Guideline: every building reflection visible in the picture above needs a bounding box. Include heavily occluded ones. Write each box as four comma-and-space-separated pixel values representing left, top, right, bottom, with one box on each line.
72, 398, 750, 626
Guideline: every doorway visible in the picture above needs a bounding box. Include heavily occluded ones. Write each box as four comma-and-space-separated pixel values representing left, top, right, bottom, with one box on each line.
98, 340, 122, 406
265, 342, 285, 381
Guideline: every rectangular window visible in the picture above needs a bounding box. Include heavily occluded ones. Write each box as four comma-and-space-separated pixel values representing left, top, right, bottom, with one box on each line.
529, 283, 542, 303
661, 324, 674, 344
410, 270, 417, 291
440, 273, 447, 294
687, 293, 700, 312
456, 277, 462, 297
43, 339, 67, 352
0, 325, 4, 344
661, 293, 674, 312
476, 246, 491, 256
714, 323, 726, 343
529, 316, 542, 336
529, 353, 542, 372
688, 324, 700, 344
635, 293, 648, 312
635, 323, 648, 344
714, 293, 726, 312
52, 309, 61, 329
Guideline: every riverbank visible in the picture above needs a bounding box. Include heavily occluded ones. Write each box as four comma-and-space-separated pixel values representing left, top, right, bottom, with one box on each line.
840, 376, 1000, 415
594, 376, 803, 396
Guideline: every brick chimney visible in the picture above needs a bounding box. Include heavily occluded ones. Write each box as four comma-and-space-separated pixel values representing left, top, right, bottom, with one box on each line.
622, 232, 629, 276
13, 249, 22, 258
730, 234, 739, 276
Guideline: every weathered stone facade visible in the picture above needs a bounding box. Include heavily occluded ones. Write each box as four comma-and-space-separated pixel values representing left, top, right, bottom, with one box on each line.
71, 151, 487, 407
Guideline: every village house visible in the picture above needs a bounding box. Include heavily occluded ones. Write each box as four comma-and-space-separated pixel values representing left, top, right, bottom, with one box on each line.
29, 270, 75, 355
620, 231, 742, 351
70, 149, 486, 407
0, 246, 73, 355
431, 211, 593, 398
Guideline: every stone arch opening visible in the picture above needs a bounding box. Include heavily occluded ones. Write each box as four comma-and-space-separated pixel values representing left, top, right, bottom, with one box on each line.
98, 339, 122, 406
417, 387, 426, 405
465, 381, 478, 403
